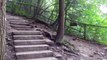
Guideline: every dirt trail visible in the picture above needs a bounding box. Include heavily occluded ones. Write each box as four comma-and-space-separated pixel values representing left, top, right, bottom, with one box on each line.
6, 14, 107, 60
6, 14, 58, 60
33, 22, 107, 60
64, 35, 107, 60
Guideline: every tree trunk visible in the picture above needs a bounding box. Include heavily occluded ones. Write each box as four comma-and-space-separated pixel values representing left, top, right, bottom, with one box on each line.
55, 0, 65, 43
33, 0, 41, 18
0, 0, 6, 60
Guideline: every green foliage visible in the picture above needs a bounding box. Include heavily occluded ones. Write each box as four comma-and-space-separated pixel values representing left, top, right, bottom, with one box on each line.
65, 0, 107, 45
6, 0, 107, 45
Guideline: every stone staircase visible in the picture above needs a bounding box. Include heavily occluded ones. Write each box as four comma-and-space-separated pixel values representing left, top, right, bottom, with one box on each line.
8, 17, 58, 60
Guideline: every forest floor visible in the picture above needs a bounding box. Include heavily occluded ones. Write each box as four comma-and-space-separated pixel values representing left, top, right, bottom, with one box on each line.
33, 21, 107, 60
64, 36, 107, 60
6, 14, 107, 60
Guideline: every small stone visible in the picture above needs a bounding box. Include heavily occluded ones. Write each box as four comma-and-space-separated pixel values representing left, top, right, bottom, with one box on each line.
68, 58, 74, 60
104, 47, 107, 50
102, 59, 107, 60
62, 46, 69, 51
94, 52, 98, 55
89, 55, 94, 57
100, 52, 105, 56
54, 52, 62, 58
81, 53, 89, 57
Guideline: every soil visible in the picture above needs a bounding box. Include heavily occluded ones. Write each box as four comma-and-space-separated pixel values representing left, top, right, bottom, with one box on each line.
5, 14, 16, 60
33, 21, 107, 60
64, 36, 107, 60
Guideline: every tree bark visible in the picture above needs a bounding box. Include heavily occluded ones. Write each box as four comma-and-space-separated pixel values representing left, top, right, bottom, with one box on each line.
0, 0, 6, 60
55, 0, 65, 43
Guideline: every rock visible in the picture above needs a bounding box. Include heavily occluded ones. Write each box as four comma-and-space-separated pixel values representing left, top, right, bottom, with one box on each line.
67, 58, 74, 60
100, 52, 105, 56
54, 52, 62, 60
80, 53, 89, 57
102, 59, 107, 60
104, 47, 107, 51
89, 55, 94, 57
62, 46, 69, 51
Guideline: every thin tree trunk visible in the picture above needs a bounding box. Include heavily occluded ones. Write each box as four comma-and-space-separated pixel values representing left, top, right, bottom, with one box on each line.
33, 0, 41, 18
55, 0, 65, 43
0, 0, 6, 60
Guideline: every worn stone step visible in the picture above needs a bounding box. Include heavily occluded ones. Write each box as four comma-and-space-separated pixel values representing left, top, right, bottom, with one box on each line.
14, 40, 46, 45
10, 22, 29, 25
19, 57, 58, 60
10, 24, 30, 26
11, 25, 32, 28
9, 21, 28, 23
44, 39, 54, 45
16, 50, 53, 59
10, 21, 28, 23
13, 35, 44, 40
7, 18, 22, 20
9, 20, 27, 22
14, 39, 54, 45
14, 28, 33, 30
15, 45, 49, 52
12, 27, 32, 30
12, 31, 42, 35
10, 23, 30, 25
7, 17, 23, 20
10, 26, 41, 31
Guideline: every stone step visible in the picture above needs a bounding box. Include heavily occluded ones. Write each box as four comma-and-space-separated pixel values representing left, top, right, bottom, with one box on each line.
12, 27, 32, 30
19, 57, 58, 60
45, 39, 54, 45
12, 31, 42, 35
14, 28, 33, 30
7, 17, 23, 20
11, 25, 32, 28
9, 21, 27, 24
9, 20, 27, 22
16, 50, 53, 59
10, 21, 28, 23
6, 18, 18, 20
13, 35, 44, 40
14, 39, 54, 45
7, 18, 23, 21
15, 45, 49, 52
10, 24, 30, 26
14, 40, 46, 45
10, 22, 29, 25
